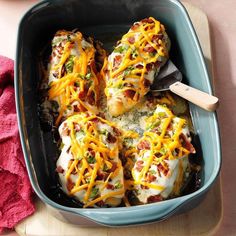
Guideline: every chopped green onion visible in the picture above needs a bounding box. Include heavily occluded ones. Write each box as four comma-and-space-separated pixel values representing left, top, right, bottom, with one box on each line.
65, 55, 75, 73
114, 181, 123, 189
90, 187, 99, 199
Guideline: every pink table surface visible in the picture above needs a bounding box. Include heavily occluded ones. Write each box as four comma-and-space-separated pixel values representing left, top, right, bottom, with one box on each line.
0, 0, 235, 235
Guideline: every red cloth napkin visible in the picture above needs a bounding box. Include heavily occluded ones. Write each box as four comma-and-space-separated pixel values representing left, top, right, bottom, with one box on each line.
0, 56, 35, 233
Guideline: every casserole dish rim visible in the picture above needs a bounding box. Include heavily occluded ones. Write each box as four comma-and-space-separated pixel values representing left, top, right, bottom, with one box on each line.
14, 0, 222, 226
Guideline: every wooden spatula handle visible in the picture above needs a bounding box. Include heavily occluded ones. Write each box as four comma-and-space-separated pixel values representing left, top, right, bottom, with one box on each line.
169, 82, 219, 111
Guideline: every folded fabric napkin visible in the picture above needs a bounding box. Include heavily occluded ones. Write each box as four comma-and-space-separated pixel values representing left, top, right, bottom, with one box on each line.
0, 56, 35, 233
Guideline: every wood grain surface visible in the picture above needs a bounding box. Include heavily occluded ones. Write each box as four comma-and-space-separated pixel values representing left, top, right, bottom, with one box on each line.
15, 2, 223, 236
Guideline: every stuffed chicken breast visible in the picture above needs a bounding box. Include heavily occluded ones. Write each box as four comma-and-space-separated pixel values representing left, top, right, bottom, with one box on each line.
103, 17, 170, 117
47, 30, 105, 126
56, 113, 125, 208
131, 105, 195, 204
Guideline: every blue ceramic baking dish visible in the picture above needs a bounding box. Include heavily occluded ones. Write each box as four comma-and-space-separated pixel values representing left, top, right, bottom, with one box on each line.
15, 0, 221, 226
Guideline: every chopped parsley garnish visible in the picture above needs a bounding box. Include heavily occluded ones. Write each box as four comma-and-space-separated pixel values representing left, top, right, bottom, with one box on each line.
123, 137, 133, 147
117, 83, 124, 89
90, 187, 99, 199
158, 112, 166, 117
78, 73, 91, 80
85, 73, 92, 80
74, 81, 80, 87
160, 147, 167, 155
67, 105, 72, 110
124, 66, 134, 76
149, 51, 156, 57
67, 34, 72, 42
114, 181, 123, 189
149, 170, 157, 175
131, 48, 138, 58
65, 55, 75, 73
146, 119, 161, 130
86, 154, 96, 164
59, 142, 64, 150
103, 163, 109, 172
99, 129, 109, 137
114, 45, 128, 53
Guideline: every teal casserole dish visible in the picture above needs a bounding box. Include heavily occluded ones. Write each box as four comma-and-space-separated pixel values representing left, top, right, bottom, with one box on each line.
15, 0, 221, 226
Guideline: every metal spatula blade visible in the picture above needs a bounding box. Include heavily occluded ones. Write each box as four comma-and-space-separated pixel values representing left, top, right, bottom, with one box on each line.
151, 60, 182, 91
150, 60, 219, 112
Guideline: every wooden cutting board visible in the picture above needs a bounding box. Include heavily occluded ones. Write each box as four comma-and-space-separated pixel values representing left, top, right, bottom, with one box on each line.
15, 2, 222, 236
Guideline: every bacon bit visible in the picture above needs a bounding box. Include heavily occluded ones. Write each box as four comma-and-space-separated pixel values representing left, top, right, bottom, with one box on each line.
128, 36, 135, 44
141, 184, 149, 190
113, 55, 122, 69
56, 165, 64, 174
146, 173, 157, 182
78, 90, 87, 100
180, 133, 196, 153
154, 61, 162, 67
87, 91, 95, 105
131, 23, 140, 30
124, 169, 132, 180
146, 63, 154, 71
66, 178, 74, 192
52, 71, 59, 78
106, 132, 117, 143
143, 44, 155, 53
98, 112, 106, 119
74, 123, 81, 132
107, 162, 118, 173
96, 171, 109, 180
152, 128, 161, 135
78, 103, 87, 112
141, 18, 154, 24
143, 79, 151, 88
112, 127, 122, 136
147, 195, 162, 203
73, 104, 80, 112
135, 160, 144, 172
157, 164, 168, 176
152, 34, 163, 42
66, 146, 71, 154
137, 140, 150, 150
88, 149, 95, 157
167, 123, 172, 131
61, 126, 70, 136
123, 89, 136, 99
106, 183, 115, 190
96, 200, 105, 207
136, 64, 143, 69
89, 118, 98, 124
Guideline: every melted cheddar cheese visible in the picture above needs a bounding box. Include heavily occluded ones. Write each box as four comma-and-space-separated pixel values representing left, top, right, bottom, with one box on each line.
131, 105, 195, 203
47, 30, 101, 126
56, 113, 125, 207
102, 17, 170, 116
49, 19, 197, 208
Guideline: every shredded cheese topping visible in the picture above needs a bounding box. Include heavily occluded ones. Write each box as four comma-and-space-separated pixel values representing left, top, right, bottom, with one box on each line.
58, 113, 124, 207
47, 30, 100, 126
131, 105, 193, 203
47, 20, 197, 208
103, 17, 170, 116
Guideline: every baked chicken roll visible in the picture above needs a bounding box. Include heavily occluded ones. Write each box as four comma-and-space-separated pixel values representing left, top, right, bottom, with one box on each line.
47, 30, 105, 126
132, 105, 195, 204
56, 113, 125, 208
103, 17, 170, 116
